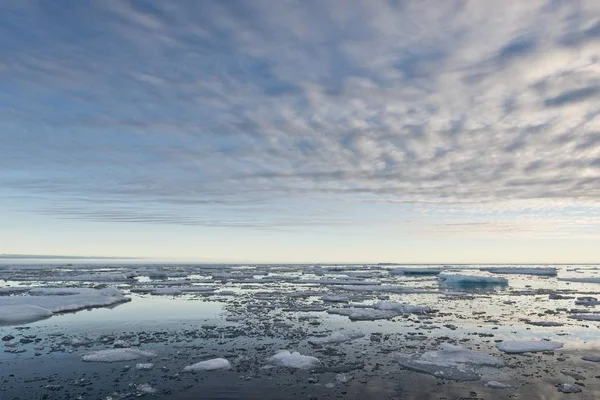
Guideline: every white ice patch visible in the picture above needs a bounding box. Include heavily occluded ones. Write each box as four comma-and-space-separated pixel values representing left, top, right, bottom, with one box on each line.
396, 343, 502, 381
327, 308, 398, 321
481, 267, 557, 276
321, 295, 350, 303
136, 383, 157, 394
308, 330, 365, 345
0, 287, 129, 326
0, 305, 53, 325
183, 358, 231, 371
136, 363, 154, 370
269, 351, 320, 369
439, 274, 508, 285
82, 348, 156, 362
372, 301, 431, 314
495, 340, 563, 354
485, 381, 512, 389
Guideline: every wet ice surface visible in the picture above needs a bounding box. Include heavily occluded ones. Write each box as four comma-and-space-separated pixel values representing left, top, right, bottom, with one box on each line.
2, 264, 600, 399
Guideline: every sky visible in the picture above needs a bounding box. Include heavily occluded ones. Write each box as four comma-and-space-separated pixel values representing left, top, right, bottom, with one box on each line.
1, 0, 599, 264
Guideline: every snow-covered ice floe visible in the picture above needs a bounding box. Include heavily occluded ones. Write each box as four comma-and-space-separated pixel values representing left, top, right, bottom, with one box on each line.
0, 287, 130, 326
269, 351, 320, 369
495, 340, 563, 354
439, 273, 508, 285
183, 358, 231, 371
308, 330, 364, 346
396, 344, 502, 381
481, 267, 557, 276
82, 348, 156, 362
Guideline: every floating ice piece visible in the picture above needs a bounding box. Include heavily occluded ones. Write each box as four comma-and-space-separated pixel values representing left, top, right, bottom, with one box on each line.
152, 288, 183, 295
569, 314, 600, 321
581, 355, 600, 362
136, 363, 154, 370
558, 277, 600, 284
557, 383, 582, 393
136, 383, 157, 394
0, 287, 129, 326
439, 274, 508, 285
82, 348, 156, 362
0, 305, 53, 325
183, 358, 231, 371
113, 340, 130, 348
372, 301, 431, 314
269, 351, 320, 369
495, 340, 563, 354
308, 330, 365, 346
391, 268, 442, 275
327, 308, 398, 321
396, 344, 502, 381
481, 267, 557, 276
485, 381, 512, 389
335, 373, 353, 383
321, 295, 350, 303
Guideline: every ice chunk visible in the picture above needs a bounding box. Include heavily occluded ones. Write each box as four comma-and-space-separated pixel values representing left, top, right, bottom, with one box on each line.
391, 268, 442, 275
308, 330, 364, 346
396, 344, 502, 381
335, 373, 353, 383
372, 301, 431, 314
183, 358, 231, 371
0, 305, 53, 325
495, 340, 563, 354
557, 383, 582, 393
82, 348, 156, 362
327, 308, 398, 321
136, 363, 154, 370
439, 274, 508, 285
136, 383, 157, 394
485, 381, 511, 389
481, 267, 557, 276
269, 351, 320, 369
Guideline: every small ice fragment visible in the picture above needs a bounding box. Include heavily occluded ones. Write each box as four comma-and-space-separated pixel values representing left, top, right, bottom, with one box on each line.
557, 383, 582, 393
269, 351, 320, 369
485, 381, 511, 389
335, 373, 353, 383
112, 340, 130, 348
183, 358, 231, 371
136, 363, 154, 370
495, 340, 563, 354
136, 383, 157, 394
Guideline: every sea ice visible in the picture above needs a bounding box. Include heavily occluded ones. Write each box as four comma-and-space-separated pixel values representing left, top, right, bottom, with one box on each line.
327, 308, 398, 321
485, 381, 511, 389
391, 268, 442, 275
152, 288, 183, 295
321, 295, 350, 303
439, 274, 508, 285
481, 267, 557, 276
82, 348, 156, 362
495, 340, 563, 353
396, 344, 502, 381
558, 277, 600, 284
269, 351, 320, 369
183, 358, 231, 371
0, 305, 53, 325
372, 300, 431, 314
136, 383, 157, 394
308, 330, 365, 345
136, 363, 154, 370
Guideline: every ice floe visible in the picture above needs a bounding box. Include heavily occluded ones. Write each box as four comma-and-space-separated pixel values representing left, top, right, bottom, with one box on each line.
0, 305, 53, 325
308, 330, 365, 346
439, 274, 508, 285
495, 340, 563, 353
372, 300, 431, 314
269, 351, 320, 369
327, 308, 398, 321
481, 267, 557, 276
0, 287, 130, 326
485, 381, 512, 389
82, 348, 156, 362
183, 358, 231, 371
396, 344, 502, 381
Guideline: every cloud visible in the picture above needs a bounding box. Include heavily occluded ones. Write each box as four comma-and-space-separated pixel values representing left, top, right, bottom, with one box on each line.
0, 0, 599, 236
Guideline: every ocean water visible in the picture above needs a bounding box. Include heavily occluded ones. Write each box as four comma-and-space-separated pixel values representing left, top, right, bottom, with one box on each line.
1, 263, 600, 399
